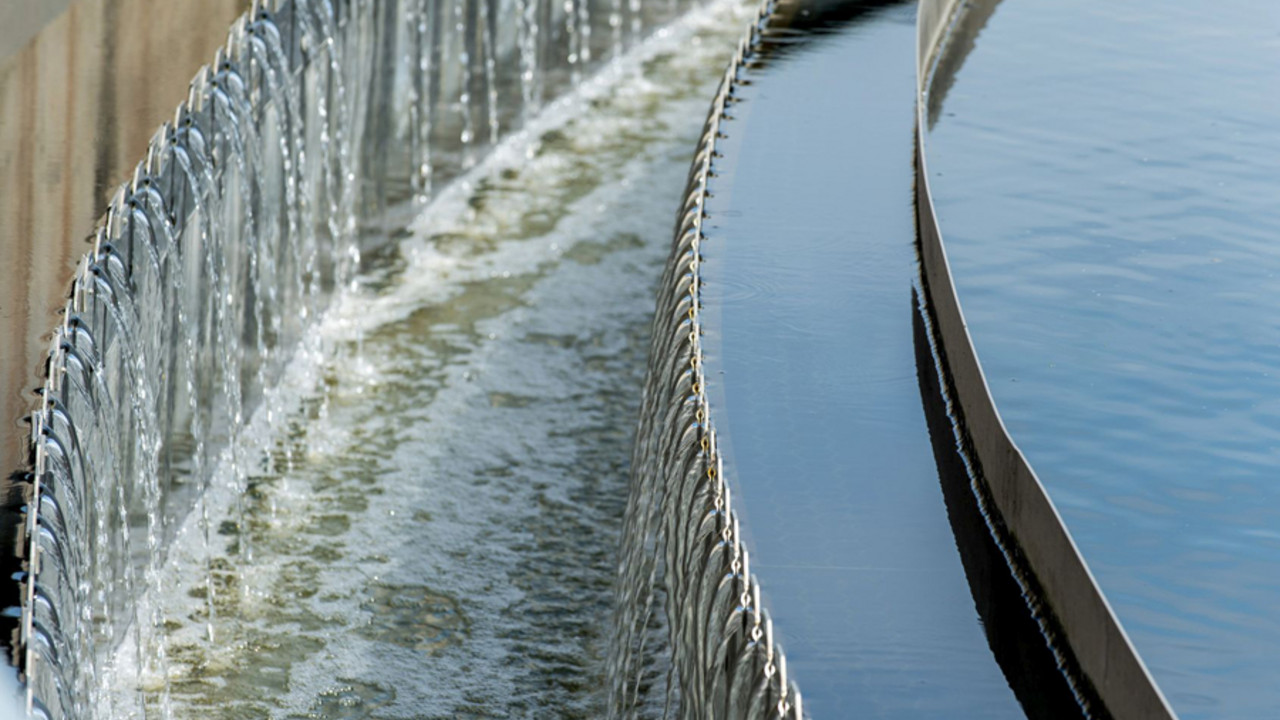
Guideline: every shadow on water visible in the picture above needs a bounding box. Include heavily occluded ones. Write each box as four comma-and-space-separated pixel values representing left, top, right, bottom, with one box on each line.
911, 286, 1108, 720
750, 0, 913, 64
771, 0, 911, 34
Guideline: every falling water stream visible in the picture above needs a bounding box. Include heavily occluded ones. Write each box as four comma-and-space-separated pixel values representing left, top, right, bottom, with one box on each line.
95, 3, 754, 717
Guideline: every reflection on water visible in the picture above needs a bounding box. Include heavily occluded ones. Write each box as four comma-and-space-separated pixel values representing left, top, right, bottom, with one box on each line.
928, 1, 1280, 717
134, 5, 750, 716
913, 288, 1106, 720
696, 1, 1040, 716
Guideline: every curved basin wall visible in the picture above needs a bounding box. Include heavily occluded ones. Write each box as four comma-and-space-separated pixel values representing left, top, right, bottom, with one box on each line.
914, 1, 1175, 718
925, 1, 1280, 716
686, 0, 1096, 714
5, 0, 699, 716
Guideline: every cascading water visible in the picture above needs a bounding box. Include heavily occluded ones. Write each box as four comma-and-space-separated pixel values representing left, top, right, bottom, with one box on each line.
15, 4, 371, 714
5, 0, 715, 716
17, 5, 364, 712
606, 3, 806, 718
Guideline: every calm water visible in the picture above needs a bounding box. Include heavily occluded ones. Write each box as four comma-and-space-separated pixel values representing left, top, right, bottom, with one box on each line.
701, 2, 1032, 716
116, 4, 754, 716
928, 1, 1280, 717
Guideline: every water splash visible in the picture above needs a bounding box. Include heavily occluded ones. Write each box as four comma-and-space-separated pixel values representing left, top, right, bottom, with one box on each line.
8, 0, 713, 717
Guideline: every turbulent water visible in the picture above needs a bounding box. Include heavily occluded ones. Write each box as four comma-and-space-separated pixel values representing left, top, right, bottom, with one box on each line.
102, 4, 754, 717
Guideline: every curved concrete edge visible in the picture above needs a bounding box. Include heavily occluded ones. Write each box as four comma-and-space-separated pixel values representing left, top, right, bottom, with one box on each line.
608, 3, 808, 717
913, 3, 1177, 720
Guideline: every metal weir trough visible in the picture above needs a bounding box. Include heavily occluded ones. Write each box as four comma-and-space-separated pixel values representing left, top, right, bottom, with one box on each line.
914, 1, 1177, 718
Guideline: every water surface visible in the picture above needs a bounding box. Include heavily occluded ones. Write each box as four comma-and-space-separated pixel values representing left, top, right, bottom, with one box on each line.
928, 1, 1280, 717
701, 3, 1028, 716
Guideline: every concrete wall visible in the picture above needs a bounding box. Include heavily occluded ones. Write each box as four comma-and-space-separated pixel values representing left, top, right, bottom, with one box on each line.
0, 0, 248, 478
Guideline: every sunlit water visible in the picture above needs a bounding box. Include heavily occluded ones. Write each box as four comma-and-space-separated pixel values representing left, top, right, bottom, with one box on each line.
107, 4, 754, 717
928, 1, 1280, 717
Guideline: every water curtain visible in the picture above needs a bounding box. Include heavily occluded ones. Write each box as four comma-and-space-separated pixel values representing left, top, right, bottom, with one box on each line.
7, 0, 696, 716
606, 2, 804, 718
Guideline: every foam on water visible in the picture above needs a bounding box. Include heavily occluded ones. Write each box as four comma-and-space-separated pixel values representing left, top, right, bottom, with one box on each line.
111, 3, 753, 716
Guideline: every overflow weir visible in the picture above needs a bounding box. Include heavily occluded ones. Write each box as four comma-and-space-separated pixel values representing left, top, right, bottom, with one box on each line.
1, 0, 712, 715
614, 0, 1180, 719
915, 1, 1176, 719
925, 0, 1280, 717
0, 0, 1202, 718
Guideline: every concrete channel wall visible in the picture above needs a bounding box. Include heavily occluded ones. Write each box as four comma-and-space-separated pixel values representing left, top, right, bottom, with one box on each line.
913, 3, 1176, 719
0, 0, 249, 485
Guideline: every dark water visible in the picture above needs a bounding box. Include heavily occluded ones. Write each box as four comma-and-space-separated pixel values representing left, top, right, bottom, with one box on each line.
700, 3, 1030, 716
927, 1, 1280, 717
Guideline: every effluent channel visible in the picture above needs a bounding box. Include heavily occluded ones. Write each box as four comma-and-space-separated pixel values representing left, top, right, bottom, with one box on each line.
119, 6, 757, 717
4, 0, 776, 716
